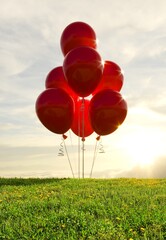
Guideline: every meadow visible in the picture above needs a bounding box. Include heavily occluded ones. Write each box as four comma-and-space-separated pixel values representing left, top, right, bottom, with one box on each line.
0, 178, 165, 240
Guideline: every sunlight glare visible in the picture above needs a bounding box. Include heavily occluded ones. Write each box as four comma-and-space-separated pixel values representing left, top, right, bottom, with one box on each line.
121, 127, 163, 167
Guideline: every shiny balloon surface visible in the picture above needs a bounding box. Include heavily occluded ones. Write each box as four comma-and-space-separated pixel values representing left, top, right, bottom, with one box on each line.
60, 21, 97, 56
63, 46, 103, 97
89, 89, 127, 136
45, 66, 77, 99
36, 88, 74, 134
92, 61, 124, 95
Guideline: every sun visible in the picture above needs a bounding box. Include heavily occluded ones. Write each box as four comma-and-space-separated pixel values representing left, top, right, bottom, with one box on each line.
122, 127, 162, 167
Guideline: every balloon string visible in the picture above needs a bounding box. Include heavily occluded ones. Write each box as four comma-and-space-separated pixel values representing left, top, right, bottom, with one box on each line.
78, 136, 80, 178
82, 97, 85, 178
78, 98, 81, 179
58, 142, 64, 156
82, 139, 85, 178
99, 140, 105, 153
62, 137, 75, 178
90, 139, 98, 178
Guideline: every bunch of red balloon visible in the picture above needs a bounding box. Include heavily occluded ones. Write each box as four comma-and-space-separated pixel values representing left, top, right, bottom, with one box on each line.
35, 21, 127, 142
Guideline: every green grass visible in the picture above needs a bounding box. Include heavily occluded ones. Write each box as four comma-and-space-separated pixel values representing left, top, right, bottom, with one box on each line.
0, 178, 165, 240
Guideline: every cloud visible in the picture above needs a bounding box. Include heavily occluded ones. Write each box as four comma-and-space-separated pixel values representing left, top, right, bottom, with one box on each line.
121, 156, 166, 178
93, 156, 166, 178
0, 143, 101, 178
0, 144, 75, 178
151, 157, 166, 178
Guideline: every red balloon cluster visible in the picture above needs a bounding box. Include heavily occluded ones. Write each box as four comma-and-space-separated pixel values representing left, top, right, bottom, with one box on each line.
35, 21, 127, 138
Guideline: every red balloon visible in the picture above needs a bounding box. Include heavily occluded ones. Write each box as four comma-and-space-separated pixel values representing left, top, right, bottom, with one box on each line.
71, 98, 94, 138
89, 89, 127, 136
92, 61, 124, 95
35, 88, 74, 134
63, 46, 103, 97
60, 21, 97, 56
45, 66, 68, 89
45, 66, 77, 100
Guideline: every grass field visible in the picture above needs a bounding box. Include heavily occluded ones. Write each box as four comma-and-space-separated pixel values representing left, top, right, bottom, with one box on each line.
0, 178, 165, 239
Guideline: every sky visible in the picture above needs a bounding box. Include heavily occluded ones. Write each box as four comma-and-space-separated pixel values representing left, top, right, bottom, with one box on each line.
0, 0, 166, 178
